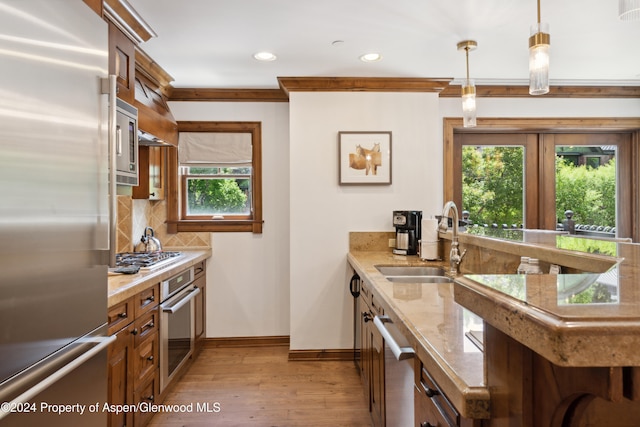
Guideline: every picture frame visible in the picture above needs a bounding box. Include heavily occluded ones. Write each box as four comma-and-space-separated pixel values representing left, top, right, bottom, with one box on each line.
338, 131, 392, 185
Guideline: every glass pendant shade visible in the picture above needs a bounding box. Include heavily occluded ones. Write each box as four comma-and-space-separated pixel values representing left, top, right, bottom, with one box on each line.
529, 23, 550, 95
620, 0, 640, 20
461, 82, 476, 128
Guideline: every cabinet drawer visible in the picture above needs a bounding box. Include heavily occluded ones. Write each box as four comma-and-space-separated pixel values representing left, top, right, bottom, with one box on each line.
193, 260, 206, 279
135, 284, 159, 318
107, 297, 134, 335
133, 374, 157, 427
133, 331, 158, 386
416, 364, 458, 427
370, 292, 384, 317
133, 308, 158, 347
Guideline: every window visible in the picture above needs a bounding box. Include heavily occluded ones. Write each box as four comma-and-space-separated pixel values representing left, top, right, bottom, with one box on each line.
444, 118, 639, 240
166, 121, 263, 233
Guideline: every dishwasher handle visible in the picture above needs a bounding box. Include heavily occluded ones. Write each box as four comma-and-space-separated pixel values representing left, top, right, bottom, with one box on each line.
373, 315, 415, 361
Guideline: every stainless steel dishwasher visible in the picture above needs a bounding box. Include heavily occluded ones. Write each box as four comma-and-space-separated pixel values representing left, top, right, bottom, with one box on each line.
373, 315, 415, 427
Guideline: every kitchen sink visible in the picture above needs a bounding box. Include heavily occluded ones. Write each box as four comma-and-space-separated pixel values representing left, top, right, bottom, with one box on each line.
385, 276, 452, 283
375, 265, 446, 276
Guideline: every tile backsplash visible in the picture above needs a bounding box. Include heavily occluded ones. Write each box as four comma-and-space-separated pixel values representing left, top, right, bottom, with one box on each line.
116, 196, 210, 253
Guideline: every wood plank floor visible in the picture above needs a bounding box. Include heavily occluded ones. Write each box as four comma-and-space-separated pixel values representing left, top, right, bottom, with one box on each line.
148, 345, 373, 426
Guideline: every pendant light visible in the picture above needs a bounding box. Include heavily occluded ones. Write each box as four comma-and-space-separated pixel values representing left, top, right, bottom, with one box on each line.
619, 0, 640, 21
457, 40, 477, 128
529, 0, 550, 95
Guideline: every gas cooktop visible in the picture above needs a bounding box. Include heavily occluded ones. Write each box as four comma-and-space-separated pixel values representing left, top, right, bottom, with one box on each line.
115, 251, 183, 270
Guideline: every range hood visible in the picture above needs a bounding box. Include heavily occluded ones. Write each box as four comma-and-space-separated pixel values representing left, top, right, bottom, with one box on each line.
138, 129, 173, 146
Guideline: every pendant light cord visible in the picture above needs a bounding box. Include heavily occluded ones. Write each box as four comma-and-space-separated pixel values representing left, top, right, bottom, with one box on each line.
465, 47, 470, 85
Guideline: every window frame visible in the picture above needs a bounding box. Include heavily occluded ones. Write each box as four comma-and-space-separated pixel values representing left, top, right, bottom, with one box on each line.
443, 117, 640, 240
167, 121, 263, 234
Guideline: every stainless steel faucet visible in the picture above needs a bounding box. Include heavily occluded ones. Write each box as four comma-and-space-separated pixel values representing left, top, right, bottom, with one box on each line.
439, 201, 467, 276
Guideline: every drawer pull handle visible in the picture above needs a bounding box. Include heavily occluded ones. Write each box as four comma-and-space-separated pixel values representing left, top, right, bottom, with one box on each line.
145, 295, 155, 302
118, 312, 127, 318
421, 380, 440, 398
131, 328, 138, 336
420, 422, 435, 427
147, 356, 154, 362
142, 321, 154, 330
146, 395, 154, 402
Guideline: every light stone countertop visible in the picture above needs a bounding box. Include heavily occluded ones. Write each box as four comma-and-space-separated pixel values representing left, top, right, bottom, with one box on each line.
454, 240, 640, 367
347, 250, 491, 420
108, 249, 212, 307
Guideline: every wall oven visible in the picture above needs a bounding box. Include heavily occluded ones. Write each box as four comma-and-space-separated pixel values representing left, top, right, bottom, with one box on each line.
159, 266, 199, 392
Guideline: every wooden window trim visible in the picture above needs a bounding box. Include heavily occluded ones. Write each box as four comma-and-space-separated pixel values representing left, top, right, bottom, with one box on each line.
167, 121, 263, 234
443, 117, 640, 241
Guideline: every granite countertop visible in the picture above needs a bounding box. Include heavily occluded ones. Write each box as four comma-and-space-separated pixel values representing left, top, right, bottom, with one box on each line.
108, 249, 212, 307
347, 250, 491, 420
454, 239, 640, 367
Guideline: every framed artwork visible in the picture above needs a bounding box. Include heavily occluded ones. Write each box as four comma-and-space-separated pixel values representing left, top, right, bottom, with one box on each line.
338, 131, 392, 185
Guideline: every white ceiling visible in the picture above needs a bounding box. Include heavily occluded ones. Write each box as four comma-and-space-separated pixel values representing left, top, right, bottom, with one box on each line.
127, 0, 640, 89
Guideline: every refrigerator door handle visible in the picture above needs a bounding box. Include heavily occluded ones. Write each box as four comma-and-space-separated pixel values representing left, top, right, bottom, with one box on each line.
0, 335, 115, 421
101, 74, 118, 267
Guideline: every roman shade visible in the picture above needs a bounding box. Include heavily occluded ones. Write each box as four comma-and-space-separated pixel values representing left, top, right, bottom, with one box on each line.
179, 132, 252, 167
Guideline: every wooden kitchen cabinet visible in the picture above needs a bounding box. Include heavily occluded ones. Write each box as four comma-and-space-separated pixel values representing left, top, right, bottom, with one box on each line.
414, 361, 482, 427
107, 285, 160, 427
193, 260, 207, 353
108, 21, 136, 103
132, 145, 165, 200
359, 278, 386, 427
107, 322, 134, 427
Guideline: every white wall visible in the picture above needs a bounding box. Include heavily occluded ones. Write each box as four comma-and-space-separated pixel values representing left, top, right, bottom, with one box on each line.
170, 94, 639, 351
289, 92, 443, 350
168, 101, 291, 338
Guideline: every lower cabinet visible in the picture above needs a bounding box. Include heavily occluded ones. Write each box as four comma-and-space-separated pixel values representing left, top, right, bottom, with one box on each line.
414, 361, 482, 427
193, 260, 207, 353
107, 285, 160, 427
359, 279, 386, 427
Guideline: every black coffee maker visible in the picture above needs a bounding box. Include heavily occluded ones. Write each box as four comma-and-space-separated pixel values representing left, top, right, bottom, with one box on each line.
392, 210, 422, 255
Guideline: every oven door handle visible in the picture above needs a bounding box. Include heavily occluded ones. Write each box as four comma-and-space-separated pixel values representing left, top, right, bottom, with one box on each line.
161, 286, 200, 314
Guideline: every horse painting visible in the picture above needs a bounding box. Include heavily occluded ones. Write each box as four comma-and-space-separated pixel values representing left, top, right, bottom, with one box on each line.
349, 143, 381, 175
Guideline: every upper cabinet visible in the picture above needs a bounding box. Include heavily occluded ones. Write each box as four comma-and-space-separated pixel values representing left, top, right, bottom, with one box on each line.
134, 49, 178, 146
108, 21, 136, 103
101, 0, 178, 200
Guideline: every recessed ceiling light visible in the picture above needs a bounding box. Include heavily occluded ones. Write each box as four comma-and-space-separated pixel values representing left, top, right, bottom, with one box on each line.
360, 53, 382, 63
253, 51, 277, 61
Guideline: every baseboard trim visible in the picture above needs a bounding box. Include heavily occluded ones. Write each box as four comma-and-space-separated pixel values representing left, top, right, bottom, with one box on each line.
288, 349, 356, 362
202, 335, 290, 348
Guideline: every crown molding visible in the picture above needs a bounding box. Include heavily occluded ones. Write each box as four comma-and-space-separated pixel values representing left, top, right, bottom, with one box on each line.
440, 84, 640, 98
168, 88, 289, 102
277, 77, 452, 95
167, 78, 640, 102
103, 0, 157, 43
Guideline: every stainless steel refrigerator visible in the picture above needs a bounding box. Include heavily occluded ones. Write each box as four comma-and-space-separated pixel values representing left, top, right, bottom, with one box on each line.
0, 1, 113, 425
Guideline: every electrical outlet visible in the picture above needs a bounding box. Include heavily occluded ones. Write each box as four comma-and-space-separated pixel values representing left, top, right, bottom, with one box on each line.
389, 238, 396, 247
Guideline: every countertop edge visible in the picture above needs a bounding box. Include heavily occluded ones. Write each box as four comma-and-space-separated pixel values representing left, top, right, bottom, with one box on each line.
454, 275, 640, 367
108, 249, 212, 307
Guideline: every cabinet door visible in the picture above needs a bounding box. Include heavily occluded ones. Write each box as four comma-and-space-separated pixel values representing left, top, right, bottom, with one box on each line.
371, 319, 385, 427
194, 273, 206, 345
133, 146, 166, 200
108, 21, 135, 102
133, 374, 157, 427
107, 326, 134, 427
133, 331, 158, 387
